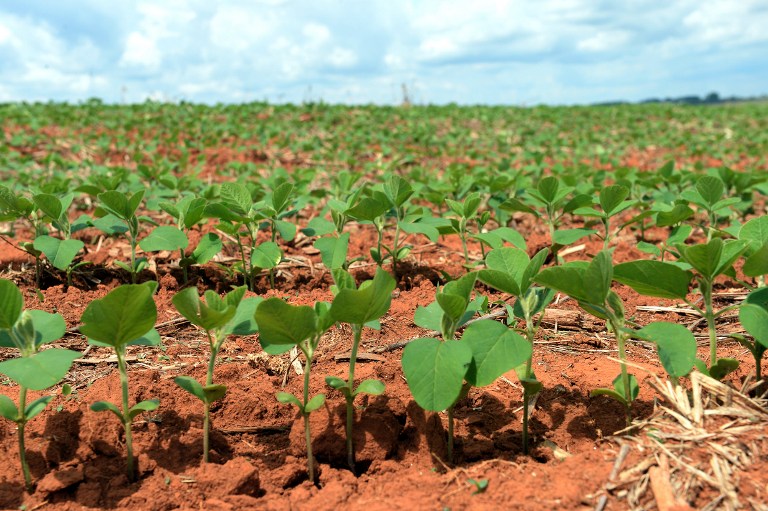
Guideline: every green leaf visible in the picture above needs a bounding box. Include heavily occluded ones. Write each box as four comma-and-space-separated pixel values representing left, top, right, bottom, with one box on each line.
315, 233, 349, 270
743, 243, 768, 277
635, 322, 697, 377
274, 219, 297, 242
271, 182, 294, 213
599, 185, 630, 216
25, 395, 54, 420
190, 233, 222, 264
251, 241, 282, 269
656, 205, 694, 227
613, 373, 639, 402
708, 358, 740, 380
304, 393, 326, 413
463, 320, 531, 387
33, 236, 84, 271
128, 399, 160, 420
0, 394, 19, 421
33, 193, 63, 220
354, 379, 385, 396
413, 301, 442, 331
0, 349, 80, 390
613, 260, 692, 299
98, 191, 131, 219
330, 267, 396, 325
400, 220, 440, 243
172, 287, 236, 331
679, 238, 722, 280
740, 304, 768, 347
401, 338, 472, 412
535, 265, 590, 303
498, 197, 537, 215
0, 279, 23, 329
79, 282, 158, 348
740, 216, 768, 252
590, 388, 627, 405
346, 197, 387, 222
219, 183, 252, 216
174, 375, 205, 401
139, 226, 189, 252
552, 228, 596, 246
91, 400, 122, 420
255, 298, 317, 345
478, 247, 528, 296
276, 392, 303, 409
696, 176, 724, 207
325, 376, 348, 390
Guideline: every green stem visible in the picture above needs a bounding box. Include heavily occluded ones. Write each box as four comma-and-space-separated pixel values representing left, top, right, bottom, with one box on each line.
18, 386, 32, 491
117, 349, 136, 481
701, 280, 717, 366
603, 218, 610, 249
614, 323, 632, 426
235, 234, 249, 290
301, 345, 316, 483
391, 220, 402, 281
522, 313, 537, 455
203, 332, 217, 463
345, 325, 362, 472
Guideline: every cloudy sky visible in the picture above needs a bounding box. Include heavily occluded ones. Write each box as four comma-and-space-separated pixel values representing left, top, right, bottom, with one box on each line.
0, 0, 766, 105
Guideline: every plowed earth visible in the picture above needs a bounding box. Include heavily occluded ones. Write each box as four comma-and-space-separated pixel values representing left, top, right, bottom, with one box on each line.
0, 164, 766, 511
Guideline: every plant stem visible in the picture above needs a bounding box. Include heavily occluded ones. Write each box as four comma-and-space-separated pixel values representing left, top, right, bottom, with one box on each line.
203, 332, 217, 463
345, 324, 362, 472
521, 313, 537, 455
301, 344, 316, 483
17, 386, 32, 491
613, 322, 632, 426
235, 233, 249, 290
117, 349, 136, 481
702, 280, 717, 366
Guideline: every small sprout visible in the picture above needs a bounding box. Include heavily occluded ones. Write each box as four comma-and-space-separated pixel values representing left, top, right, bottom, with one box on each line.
468, 478, 489, 495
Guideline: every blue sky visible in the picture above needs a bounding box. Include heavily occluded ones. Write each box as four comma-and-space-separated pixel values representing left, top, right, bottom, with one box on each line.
0, 0, 766, 105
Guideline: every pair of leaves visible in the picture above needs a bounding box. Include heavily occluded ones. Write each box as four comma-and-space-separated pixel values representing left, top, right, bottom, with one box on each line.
402, 320, 531, 411
0, 394, 54, 422
33, 236, 85, 271
478, 247, 548, 298
536, 250, 614, 307
91, 398, 159, 422
80, 282, 158, 348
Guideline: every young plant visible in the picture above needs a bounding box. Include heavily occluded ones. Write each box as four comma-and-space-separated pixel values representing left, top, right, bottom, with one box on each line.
536, 251, 636, 422
739, 216, 768, 287
500, 176, 593, 263
0, 279, 79, 490
95, 189, 148, 283
445, 192, 483, 264
327, 267, 396, 472
171, 286, 260, 462
681, 175, 739, 241
402, 272, 531, 461
255, 298, 334, 483
674, 238, 748, 377
573, 184, 635, 248
478, 247, 553, 453
79, 281, 161, 481
32, 193, 89, 288
735, 287, 768, 381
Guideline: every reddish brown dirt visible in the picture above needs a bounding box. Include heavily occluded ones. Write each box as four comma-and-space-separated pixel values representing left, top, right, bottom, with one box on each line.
0, 190, 765, 510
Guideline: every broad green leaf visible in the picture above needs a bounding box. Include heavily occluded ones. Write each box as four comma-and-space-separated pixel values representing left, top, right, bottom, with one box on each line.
191, 233, 222, 264
613, 260, 692, 299
584, 250, 613, 305
498, 197, 537, 215
0, 279, 23, 329
0, 349, 80, 390
400, 220, 440, 243
479, 247, 529, 295
552, 228, 596, 246
33, 194, 63, 220
521, 248, 549, 293
679, 238, 722, 280
401, 338, 472, 411
139, 226, 189, 252
413, 301, 442, 331
656, 205, 694, 227
330, 267, 396, 325
128, 399, 160, 420
251, 241, 282, 269
536, 176, 564, 204
613, 373, 639, 401
599, 185, 630, 216
477, 269, 520, 296
590, 388, 627, 405
745, 287, 768, 310
302, 216, 336, 236
346, 197, 387, 222
91, 214, 128, 235
277, 392, 303, 409
26, 310, 66, 347
463, 320, 531, 387
354, 379, 385, 396
0, 394, 17, 421
304, 393, 326, 413
223, 296, 262, 336
79, 282, 158, 348
90, 400, 122, 420
696, 176, 724, 207
25, 395, 54, 420
255, 298, 316, 345
273, 219, 296, 242
172, 288, 236, 331
33, 236, 84, 270
535, 265, 590, 304
174, 375, 205, 401
743, 244, 768, 277
740, 304, 768, 347
98, 191, 130, 219
271, 182, 294, 213
220, 183, 252, 216
740, 216, 768, 252
635, 322, 697, 377
436, 293, 469, 323
315, 233, 349, 270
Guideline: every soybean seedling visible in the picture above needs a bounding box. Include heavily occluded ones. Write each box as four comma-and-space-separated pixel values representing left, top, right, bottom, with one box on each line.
735, 288, 768, 381
327, 267, 396, 472
0, 279, 79, 490
171, 286, 260, 462
95, 189, 148, 283
79, 282, 161, 481
255, 299, 334, 483
478, 247, 553, 453
402, 272, 530, 462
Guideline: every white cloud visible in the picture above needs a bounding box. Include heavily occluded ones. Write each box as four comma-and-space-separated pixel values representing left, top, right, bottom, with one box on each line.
0, 0, 766, 104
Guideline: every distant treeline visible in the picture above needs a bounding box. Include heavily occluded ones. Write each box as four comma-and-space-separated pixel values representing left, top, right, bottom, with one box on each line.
595, 92, 768, 106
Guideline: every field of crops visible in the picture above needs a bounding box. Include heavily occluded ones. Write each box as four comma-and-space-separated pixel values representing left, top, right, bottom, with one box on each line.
1, 101, 767, 510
